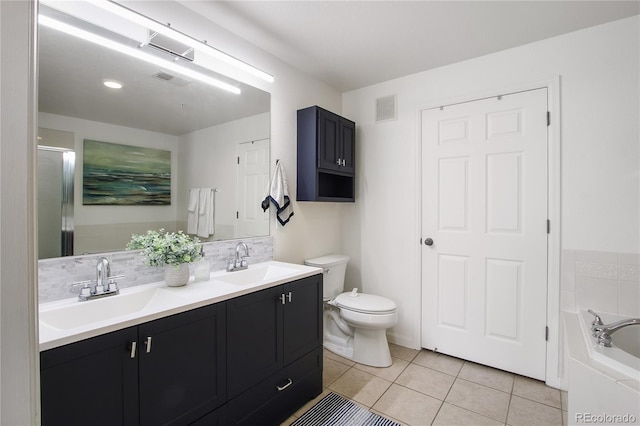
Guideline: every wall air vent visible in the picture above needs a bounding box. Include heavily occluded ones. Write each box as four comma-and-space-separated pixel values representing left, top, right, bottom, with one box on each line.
152, 71, 191, 87
375, 94, 397, 123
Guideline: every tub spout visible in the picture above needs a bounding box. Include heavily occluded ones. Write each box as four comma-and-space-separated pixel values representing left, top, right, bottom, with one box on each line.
595, 317, 640, 347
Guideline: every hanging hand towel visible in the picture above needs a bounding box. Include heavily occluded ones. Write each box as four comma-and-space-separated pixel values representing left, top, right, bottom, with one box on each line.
262, 162, 294, 226
187, 188, 200, 234
197, 188, 215, 238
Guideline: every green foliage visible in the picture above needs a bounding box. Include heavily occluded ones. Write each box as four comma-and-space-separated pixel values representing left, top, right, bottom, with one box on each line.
127, 229, 202, 267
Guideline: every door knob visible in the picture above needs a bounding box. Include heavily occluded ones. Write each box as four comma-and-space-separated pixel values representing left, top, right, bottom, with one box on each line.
424, 238, 434, 246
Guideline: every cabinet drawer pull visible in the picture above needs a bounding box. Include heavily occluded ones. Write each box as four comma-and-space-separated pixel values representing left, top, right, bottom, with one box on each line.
145, 337, 152, 353
276, 378, 293, 391
336, 158, 341, 166
130, 341, 137, 359
280, 294, 286, 305
341, 159, 346, 166
287, 292, 292, 303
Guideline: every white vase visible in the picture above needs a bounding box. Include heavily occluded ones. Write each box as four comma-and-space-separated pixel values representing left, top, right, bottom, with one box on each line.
164, 263, 189, 287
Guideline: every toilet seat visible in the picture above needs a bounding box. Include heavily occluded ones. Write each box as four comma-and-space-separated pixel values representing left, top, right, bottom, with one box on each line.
334, 292, 396, 314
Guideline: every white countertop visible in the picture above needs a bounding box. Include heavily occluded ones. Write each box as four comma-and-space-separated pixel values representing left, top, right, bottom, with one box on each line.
39, 261, 322, 351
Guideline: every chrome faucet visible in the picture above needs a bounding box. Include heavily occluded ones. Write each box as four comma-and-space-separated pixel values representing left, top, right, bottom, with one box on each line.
95, 256, 111, 293
227, 242, 250, 272
71, 257, 122, 301
589, 309, 640, 347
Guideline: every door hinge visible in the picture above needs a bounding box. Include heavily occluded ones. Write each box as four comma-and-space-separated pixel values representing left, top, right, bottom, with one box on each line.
546, 111, 551, 126
545, 326, 549, 341
237, 156, 240, 165
547, 219, 550, 234
236, 211, 239, 219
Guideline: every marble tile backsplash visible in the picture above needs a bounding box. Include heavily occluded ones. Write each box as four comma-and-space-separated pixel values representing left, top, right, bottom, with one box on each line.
38, 236, 273, 304
561, 249, 640, 316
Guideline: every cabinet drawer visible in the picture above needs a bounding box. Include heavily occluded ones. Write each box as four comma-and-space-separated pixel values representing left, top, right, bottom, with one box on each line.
227, 348, 322, 425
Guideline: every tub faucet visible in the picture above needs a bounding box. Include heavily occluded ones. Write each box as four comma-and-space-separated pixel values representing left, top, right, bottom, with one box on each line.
594, 317, 640, 347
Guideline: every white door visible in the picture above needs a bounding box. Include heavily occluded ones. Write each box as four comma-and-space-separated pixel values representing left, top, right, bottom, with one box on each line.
421, 89, 548, 380
237, 139, 270, 237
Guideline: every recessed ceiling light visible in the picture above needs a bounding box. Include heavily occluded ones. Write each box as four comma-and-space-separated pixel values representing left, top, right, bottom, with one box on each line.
103, 80, 123, 89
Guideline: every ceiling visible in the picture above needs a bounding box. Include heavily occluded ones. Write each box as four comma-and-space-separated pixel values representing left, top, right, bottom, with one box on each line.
184, 1, 640, 92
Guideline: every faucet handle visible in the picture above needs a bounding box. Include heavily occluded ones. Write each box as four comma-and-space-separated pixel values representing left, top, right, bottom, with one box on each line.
588, 309, 603, 326
107, 275, 124, 293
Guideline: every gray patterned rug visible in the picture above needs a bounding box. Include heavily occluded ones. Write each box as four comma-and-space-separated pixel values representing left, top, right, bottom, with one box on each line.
291, 392, 400, 426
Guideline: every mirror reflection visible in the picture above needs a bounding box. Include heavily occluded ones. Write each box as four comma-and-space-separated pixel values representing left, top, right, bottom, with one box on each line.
37, 4, 271, 259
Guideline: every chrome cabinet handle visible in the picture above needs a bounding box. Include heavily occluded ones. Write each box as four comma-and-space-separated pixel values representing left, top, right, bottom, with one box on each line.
130, 341, 137, 359
280, 294, 286, 305
276, 378, 293, 391
145, 337, 152, 353
336, 158, 341, 165
287, 292, 292, 303
341, 159, 346, 166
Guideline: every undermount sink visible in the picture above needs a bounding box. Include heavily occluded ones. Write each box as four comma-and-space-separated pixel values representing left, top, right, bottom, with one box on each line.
214, 264, 300, 286
40, 286, 182, 330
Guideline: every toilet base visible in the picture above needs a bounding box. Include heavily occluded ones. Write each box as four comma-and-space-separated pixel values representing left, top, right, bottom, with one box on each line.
323, 341, 354, 360
352, 328, 393, 367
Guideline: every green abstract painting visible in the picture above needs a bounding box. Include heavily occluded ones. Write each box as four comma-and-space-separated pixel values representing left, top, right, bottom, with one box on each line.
83, 139, 171, 205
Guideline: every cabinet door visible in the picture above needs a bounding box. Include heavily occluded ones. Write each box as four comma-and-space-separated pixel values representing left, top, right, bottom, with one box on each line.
283, 274, 323, 365
227, 286, 283, 399
317, 108, 343, 172
138, 303, 226, 426
40, 327, 139, 426
339, 118, 356, 175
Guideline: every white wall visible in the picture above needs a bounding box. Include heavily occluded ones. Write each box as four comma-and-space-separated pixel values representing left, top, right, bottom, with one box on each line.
0, 1, 39, 424
342, 16, 640, 349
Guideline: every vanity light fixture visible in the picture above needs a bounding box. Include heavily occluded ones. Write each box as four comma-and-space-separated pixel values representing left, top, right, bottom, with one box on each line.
39, 15, 242, 95
103, 80, 123, 89
85, 0, 275, 83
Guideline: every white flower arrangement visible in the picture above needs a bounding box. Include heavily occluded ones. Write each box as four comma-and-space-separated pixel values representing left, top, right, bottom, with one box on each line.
127, 229, 202, 268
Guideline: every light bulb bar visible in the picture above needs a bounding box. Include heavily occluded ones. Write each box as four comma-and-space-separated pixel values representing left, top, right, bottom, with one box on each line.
39, 15, 242, 95
86, 0, 275, 83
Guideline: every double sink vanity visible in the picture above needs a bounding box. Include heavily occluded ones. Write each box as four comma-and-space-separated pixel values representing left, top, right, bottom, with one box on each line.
39, 260, 324, 426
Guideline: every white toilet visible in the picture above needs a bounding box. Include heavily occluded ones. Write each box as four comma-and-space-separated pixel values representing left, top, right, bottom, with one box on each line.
304, 254, 397, 367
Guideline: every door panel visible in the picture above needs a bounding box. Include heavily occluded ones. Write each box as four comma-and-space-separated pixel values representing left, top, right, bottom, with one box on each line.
237, 139, 269, 237
421, 89, 548, 380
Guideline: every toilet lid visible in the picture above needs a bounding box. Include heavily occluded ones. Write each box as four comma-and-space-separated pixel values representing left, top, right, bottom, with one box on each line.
334, 292, 396, 314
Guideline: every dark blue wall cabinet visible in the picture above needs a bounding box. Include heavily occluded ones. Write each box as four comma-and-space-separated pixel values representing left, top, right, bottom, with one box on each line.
297, 106, 355, 202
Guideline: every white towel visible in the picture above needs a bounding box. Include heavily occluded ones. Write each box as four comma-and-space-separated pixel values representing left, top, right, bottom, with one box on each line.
197, 188, 215, 238
262, 162, 294, 226
187, 188, 200, 234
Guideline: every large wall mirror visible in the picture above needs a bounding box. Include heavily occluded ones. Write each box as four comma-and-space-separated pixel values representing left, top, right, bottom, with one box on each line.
37, 2, 271, 260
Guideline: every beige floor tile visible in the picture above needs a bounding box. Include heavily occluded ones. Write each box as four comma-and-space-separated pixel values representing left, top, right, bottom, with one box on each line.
354, 357, 409, 382
373, 383, 442, 426
445, 378, 510, 423
507, 395, 563, 426
323, 348, 356, 367
327, 368, 392, 407
413, 350, 464, 376
561, 390, 568, 411
432, 402, 504, 426
389, 343, 420, 362
512, 376, 562, 408
458, 361, 514, 393
323, 357, 350, 387
395, 363, 455, 400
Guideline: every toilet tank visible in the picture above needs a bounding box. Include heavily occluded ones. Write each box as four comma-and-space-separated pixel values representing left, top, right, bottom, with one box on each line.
304, 254, 350, 300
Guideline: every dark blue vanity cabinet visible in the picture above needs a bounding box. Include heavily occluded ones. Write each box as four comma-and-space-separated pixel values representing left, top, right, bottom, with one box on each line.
40, 273, 322, 426
40, 302, 227, 426
297, 106, 355, 202
226, 274, 323, 425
